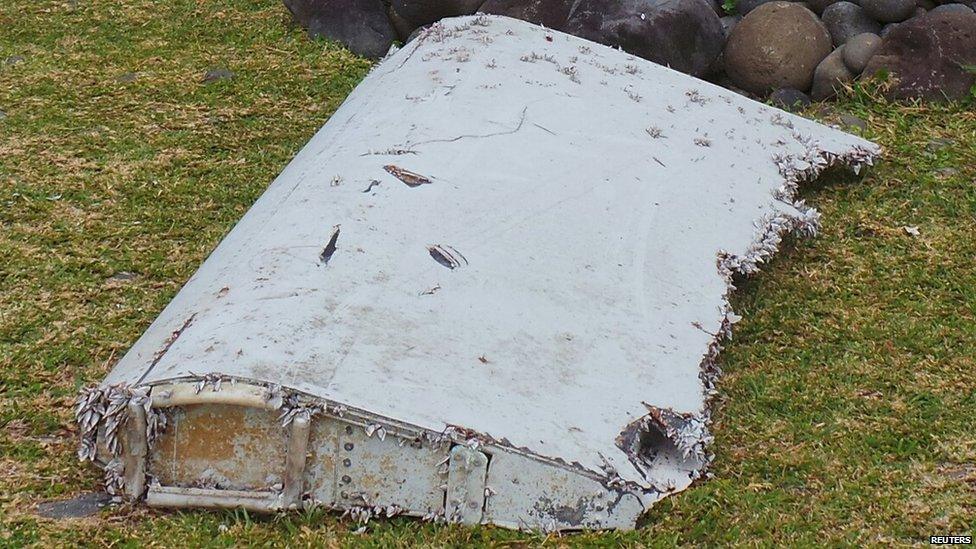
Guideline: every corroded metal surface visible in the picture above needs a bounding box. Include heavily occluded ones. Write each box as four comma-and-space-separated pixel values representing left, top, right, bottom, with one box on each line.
77, 15, 879, 530
149, 404, 286, 491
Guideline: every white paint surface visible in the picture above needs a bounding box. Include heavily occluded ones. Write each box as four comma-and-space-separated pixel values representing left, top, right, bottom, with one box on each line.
101, 15, 878, 495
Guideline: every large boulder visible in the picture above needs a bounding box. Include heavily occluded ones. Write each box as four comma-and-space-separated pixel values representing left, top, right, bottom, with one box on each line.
391, 0, 485, 27
723, 2, 832, 94
479, 0, 575, 29
284, 0, 397, 58
565, 0, 725, 77
822, 2, 883, 45
863, 9, 976, 100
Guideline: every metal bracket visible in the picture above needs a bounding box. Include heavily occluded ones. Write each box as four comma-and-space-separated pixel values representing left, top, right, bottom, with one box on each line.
446, 446, 488, 525
282, 414, 311, 509
123, 401, 148, 501
146, 486, 283, 511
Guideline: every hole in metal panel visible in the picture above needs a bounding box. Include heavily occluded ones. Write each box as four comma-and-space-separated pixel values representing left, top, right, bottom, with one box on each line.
427, 245, 468, 270
320, 225, 340, 265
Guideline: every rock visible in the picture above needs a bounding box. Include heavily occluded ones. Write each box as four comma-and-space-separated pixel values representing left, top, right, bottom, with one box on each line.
705, 0, 726, 15
863, 10, 976, 100
806, 0, 843, 13
388, 4, 418, 40
566, 0, 725, 76
811, 46, 854, 99
842, 32, 881, 73
931, 2, 974, 13
925, 137, 955, 151
391, 0, 485, 27
106, 271, 139, 286
36, 493, 111, 519
735, 0, 776, 14
202, 68, 234, 83
116, 72, 140, 83
479, 0, 575, 29
723, 2, 832, 93
838, 113, 867, 130
565, 0, 725, 77
881, 22, 900, 35
405, 25, 429, 44
4, 55, 24, 66
861, 0, 916, 22
822, 2, 883, 45
0, 110, 6, 120
284, 0, 397, 58
769, 87, 812, 109
720, 14, 741, 37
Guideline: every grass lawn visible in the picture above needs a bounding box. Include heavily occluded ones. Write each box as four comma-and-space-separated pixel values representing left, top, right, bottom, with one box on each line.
1, 0, 974, 546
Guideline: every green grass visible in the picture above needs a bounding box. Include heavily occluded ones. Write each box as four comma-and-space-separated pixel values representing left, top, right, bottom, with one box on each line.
1, 0, 975, 546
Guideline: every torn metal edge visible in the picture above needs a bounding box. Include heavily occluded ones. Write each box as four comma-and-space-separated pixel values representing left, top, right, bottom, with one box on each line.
622, 139, 880, 488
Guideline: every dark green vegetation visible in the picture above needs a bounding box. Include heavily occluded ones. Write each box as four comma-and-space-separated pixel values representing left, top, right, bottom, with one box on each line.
1, 0, 973, 546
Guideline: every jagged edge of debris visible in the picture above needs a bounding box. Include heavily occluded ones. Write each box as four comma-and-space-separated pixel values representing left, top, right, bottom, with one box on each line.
674, 139, 880, 482
615, 140, 878, 493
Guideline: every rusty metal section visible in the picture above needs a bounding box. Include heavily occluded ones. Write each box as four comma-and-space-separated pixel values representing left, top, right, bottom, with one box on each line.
76, 14, 880, 530
149, 404, 286, 491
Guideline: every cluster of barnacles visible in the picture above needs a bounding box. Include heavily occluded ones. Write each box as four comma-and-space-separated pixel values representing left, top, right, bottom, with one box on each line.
278, 391, 324, 427
519, 51, 583, 85
718, 211, 813, 278
76, 386, 106, 462
75, 383, 166, 502
418, 16, 491, 46
75, 384, 141, 462
651, 408, 712, 467
103, 458, 125, 501
697, 304, 740, 399
440, 424, 488, 450
421, 508, 448, 524
194, 372, 228, 394
364, 422, 388, 441
342, 503, 404, 525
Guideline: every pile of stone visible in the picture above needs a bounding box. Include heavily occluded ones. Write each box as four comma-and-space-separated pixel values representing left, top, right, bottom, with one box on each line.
722, 0, 976, 103
283, 0, 976, 102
